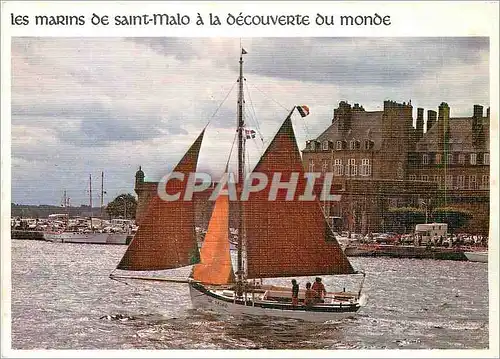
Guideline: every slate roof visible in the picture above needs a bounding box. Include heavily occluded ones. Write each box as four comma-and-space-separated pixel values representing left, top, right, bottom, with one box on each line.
416, 117, 490, 152
309, 110, 384, 151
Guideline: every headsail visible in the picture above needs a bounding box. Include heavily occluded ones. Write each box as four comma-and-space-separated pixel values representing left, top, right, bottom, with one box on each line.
244, 115, 355, 279
116, 130, 205, 271
191, 189, 235, 285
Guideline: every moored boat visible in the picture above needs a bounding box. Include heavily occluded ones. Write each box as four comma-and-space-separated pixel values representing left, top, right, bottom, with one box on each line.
44, 231, 128, 244
464, 251, 488, 263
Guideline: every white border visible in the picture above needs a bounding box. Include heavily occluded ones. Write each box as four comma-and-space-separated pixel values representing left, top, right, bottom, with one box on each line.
1, 1, 499, 358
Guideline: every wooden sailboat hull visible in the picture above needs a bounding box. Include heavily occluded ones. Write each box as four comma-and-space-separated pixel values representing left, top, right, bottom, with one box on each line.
189, 282, 362, 322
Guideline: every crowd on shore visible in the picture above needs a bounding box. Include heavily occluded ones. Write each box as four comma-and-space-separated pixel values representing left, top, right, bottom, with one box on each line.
337, 231, 488, 249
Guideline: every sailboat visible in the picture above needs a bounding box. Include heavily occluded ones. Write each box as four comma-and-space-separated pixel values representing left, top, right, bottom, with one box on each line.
44, 173, 129, 244
110, 49, 366, 322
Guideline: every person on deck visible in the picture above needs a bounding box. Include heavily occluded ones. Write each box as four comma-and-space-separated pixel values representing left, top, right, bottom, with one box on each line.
291, 279, 299, 306
304, 282, 315, 307
312, 277, 327, 303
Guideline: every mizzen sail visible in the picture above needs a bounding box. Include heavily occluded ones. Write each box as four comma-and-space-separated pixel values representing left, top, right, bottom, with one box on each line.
244, 116, 355, 279
116, 131, 205, 271
192, 190, 235, 285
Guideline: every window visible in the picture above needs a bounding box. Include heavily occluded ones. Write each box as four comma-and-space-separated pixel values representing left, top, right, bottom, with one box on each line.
360, 158, 372, 176
409, 174, 417, 181
308, 159, 315, 172
433, 175, 442, 189
482, 175, 489, 189
421, 175, 429, 181
423, 154, 429, 165
435, 153, 442, 165
468, 175, 477, 190
350, 159, 357, 176
470, 153, 477, 165
364, 140, 370, 151
310, 141, 316, 151
322, 159, 329, 173
334, 159, 343, 176
484, 153, 490, 165
458, 153, 465, 164
349, 140, 356, 150
445, 175, 453, 188
322, 141, 329, 151
457, 175, 465, 189
346, 159, 356, 176
447, 153, 453, 165
336, 141, 342, 150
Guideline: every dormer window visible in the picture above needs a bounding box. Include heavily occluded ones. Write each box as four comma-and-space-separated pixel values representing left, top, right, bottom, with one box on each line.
310, 141, 316, 151
423, 154, 429, 165
364, 140, 370, 151
322, 141, 329, 151
349, 140, 356, 150
336, 141, 342, 150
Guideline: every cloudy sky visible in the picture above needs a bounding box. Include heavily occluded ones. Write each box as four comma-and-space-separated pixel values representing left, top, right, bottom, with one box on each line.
11, 37, 489, 206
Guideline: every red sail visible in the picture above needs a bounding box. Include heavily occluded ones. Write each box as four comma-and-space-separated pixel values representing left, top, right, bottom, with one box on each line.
244, 116, 354, 279
117, 131, 204, 271
192, 191, 235, 285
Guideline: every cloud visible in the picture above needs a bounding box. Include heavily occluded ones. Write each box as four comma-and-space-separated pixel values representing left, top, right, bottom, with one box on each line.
10, 37, 490, 205
133, 37, 489, 87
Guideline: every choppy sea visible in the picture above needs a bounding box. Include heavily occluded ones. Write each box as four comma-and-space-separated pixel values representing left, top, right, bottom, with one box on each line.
10, 240, 490, 352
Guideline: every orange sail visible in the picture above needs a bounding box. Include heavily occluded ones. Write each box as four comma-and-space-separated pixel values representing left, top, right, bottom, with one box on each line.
244, 116, 355, 279
117, 131, 204, 271
192, 191, 235, 285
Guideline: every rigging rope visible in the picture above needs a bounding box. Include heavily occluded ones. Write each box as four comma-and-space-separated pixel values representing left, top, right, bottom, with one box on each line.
225, 127, 239, 173
247, 81, 289, 112
203, 80, 238, 130
244, 80, 265, 142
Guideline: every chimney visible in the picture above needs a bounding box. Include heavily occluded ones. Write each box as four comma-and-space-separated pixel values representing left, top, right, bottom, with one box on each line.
438, 102, 450, 131
333, 101, 352, 131
472, 104, 485, 146
427, 110, 437, 131
473, 104, 483, 118
416, 108, 424, 138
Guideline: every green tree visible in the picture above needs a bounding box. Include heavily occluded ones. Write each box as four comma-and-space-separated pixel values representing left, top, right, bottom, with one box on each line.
105, 193, 137, 219
431, 207, 473, 233
384, 207, 426, 233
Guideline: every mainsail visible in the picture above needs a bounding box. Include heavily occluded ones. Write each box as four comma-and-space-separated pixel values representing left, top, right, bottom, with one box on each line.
191, 190, 235, 285
244, 115, 355, 279
117, 131, 205, 271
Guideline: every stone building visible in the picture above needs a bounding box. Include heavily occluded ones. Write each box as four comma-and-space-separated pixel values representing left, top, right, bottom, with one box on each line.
302, 100, 490, 234
407, 103, 490, 233
134, 100, 490, 235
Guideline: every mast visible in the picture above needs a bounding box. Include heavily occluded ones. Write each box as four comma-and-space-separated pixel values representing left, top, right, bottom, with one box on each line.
236, 48, 246, 286
63, 190, 69, 225
89, 173, 93, 231
101, 171, 104, 219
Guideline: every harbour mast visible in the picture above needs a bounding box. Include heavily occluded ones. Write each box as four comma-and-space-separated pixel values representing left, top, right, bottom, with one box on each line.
236, 48, 246, 292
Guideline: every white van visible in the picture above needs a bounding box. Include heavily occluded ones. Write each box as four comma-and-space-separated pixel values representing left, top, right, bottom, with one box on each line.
414, 223, 448, 245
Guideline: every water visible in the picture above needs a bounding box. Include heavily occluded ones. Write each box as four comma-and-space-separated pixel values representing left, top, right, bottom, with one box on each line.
10, 240, 489, 350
